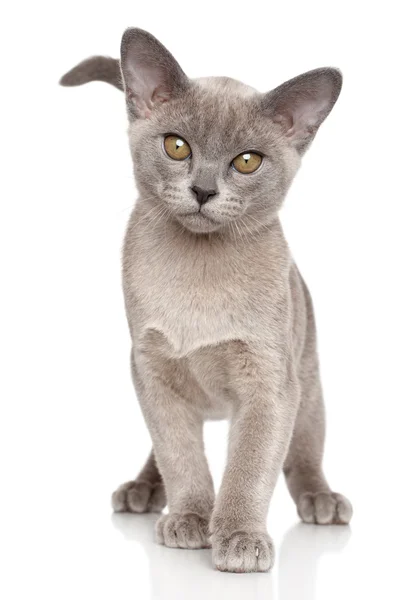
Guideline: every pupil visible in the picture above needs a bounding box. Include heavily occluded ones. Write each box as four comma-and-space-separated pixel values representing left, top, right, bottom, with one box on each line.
176, 139, 184, 149
243, 153, 251, 163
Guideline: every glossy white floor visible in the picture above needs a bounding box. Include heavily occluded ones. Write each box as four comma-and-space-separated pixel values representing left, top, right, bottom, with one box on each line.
2, 414, 398, 599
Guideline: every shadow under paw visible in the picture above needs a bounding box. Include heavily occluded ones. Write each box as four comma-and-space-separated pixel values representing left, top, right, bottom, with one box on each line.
298, 492, 353, 525
112, 480, 166, 514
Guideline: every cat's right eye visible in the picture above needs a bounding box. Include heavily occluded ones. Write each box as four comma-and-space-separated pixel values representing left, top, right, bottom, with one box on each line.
164, 135, 192, 161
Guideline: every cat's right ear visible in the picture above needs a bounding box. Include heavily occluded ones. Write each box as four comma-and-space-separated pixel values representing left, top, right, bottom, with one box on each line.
120, 28, 190, 120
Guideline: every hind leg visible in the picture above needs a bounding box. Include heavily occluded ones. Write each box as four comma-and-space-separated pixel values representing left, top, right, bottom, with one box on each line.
112, 450, 166, 514
284, 358, 352, 525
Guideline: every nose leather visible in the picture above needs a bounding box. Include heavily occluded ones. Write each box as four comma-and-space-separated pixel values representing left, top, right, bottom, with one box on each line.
191, 186, 217, 206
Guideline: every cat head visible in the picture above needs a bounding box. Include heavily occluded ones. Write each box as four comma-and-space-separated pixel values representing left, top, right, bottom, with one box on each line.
62, 28, 342, 235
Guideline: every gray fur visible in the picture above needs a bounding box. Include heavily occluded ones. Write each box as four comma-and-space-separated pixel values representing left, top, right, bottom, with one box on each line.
60, 56, 123, 90
61, 27, 352, 573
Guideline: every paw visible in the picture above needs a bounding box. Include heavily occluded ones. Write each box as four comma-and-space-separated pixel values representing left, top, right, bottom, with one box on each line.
298, 492, 353, 524
212, 530, 274, 573
155, 512, 210, 549
111, 480, 166, 514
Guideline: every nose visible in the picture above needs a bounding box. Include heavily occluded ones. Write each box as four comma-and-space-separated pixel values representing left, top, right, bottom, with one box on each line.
191, 186, 217, 207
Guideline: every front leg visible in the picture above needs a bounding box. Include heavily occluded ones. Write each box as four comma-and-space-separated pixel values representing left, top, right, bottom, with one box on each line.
133, 344, 215, 549
210, 341, 299, 572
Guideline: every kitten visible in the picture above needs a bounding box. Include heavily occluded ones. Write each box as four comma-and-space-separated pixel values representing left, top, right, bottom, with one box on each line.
61, 28, 352, 573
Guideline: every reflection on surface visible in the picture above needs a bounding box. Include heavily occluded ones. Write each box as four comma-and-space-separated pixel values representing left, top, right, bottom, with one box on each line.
111, 513, 351, 599
278, 522, 351, 600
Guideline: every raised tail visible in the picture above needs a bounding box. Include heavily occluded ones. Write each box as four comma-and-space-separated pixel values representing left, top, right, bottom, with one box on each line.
59, 56, 123, 91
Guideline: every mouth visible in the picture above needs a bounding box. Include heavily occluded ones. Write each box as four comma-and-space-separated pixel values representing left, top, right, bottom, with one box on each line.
176, 210, 221, 232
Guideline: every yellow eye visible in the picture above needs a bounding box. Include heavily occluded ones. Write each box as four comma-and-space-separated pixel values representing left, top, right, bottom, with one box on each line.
164, 135, 192, 161
232, 152, 262, 174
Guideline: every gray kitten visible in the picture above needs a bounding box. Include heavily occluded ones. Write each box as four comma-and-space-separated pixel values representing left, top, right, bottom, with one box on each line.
61, 28, 352, 573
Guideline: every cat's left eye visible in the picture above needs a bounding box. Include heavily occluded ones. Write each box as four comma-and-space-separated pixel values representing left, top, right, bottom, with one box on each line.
232, 152, 262, 174
164, 135, 192, 161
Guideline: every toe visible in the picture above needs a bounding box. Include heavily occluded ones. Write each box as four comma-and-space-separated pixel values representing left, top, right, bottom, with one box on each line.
155, 514, 170, 545
111, 481, 135, 512
175, 513, 210, 548
297, 492, 316, 523
162, 514, 181, 548
314, 492, 337, 524
333, 493, 353, 524
126, 482, 152, 513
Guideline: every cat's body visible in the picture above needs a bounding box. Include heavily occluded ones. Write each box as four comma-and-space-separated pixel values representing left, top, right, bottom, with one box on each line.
61, 30, 352, 573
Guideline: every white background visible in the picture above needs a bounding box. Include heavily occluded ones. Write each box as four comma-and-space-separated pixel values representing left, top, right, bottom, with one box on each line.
1, 1, 399, 598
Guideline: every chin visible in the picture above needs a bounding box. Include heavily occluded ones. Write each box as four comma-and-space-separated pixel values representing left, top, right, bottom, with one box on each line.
176, 212, 223, 234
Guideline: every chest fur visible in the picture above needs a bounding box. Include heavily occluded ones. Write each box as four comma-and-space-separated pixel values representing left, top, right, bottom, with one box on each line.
123, 217, 289, 357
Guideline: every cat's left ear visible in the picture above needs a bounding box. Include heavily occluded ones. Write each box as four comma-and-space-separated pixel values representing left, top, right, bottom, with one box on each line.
120, 28, 190, 119
262, 68, 342, 154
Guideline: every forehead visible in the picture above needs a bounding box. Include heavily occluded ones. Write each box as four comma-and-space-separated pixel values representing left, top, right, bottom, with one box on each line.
153, 77, 277, 156
196, 76, 259, 99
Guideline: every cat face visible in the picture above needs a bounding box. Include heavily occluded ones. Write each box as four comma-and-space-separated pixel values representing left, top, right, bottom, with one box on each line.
121, 29, 342, 234
128, 78, 298, 233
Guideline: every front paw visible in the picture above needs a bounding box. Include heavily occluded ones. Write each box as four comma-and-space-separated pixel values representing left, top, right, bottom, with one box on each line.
156, 512, 210, 549
211, 530, 274, 573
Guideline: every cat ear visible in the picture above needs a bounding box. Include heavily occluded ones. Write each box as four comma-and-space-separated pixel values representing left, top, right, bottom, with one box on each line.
262, 68, 342, 153
120, 28, 190, 119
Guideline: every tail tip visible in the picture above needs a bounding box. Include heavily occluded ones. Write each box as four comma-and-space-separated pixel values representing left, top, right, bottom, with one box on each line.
59, 72, 74, 87
58, 56, 122, 90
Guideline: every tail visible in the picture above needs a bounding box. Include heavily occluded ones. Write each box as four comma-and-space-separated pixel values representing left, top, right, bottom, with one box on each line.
59, 56, 123, 91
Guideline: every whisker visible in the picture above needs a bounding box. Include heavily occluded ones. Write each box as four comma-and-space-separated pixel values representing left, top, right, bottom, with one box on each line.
138, 206, 169, 235
245, 214, 272, 234
234, 221, 245, 245
134, 203, 164, 228
238, 218, 253, 241
230, 221, 239, 247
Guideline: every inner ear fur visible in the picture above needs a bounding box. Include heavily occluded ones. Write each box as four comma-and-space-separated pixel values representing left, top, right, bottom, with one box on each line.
120, 28, 190, 119
262, 68, 342, 153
